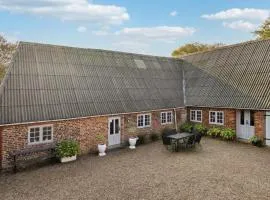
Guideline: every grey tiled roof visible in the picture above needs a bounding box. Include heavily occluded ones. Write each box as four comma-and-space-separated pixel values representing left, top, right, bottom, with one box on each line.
183, 39, 270, 109
0, 42, 185, 125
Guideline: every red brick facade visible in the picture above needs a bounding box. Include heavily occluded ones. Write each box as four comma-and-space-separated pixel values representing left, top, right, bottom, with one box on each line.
187, 107, 266, 139
0, 108, 186, 169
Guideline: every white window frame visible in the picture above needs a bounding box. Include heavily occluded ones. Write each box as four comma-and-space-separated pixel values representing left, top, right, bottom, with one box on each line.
137, 113, 151, 128
209, 111, 224, 125
28, 125, 54, 145
190, 110, 202, 122
160, 111, 173, 125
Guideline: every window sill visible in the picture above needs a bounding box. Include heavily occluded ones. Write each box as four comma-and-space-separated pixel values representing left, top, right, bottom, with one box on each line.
28, 140, 53, 146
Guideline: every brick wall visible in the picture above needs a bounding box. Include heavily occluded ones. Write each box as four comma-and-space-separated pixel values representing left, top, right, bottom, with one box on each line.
187, 107, 266, 140
187, 107, 236, 129
1, 108, 186, 169
254, 111, 265, 138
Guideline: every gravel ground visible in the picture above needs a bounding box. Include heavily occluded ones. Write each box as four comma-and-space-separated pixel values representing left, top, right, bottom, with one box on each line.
1, 137, 270, 200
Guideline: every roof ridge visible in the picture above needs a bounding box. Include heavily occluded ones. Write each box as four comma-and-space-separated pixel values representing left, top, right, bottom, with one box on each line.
19, 41, 180, 60
180, 38, 270, 58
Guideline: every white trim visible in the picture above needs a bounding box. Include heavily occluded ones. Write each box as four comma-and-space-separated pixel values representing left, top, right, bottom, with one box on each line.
0, 107, 185, 127
137, 113, 151, 128
28, 124, 54, 145
209, 111, 224, 125
160, 111, 173, 125
190, 110, 202, 122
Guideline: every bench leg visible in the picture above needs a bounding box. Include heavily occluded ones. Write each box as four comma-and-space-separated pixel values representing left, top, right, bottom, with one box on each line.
13, 155, 17, 173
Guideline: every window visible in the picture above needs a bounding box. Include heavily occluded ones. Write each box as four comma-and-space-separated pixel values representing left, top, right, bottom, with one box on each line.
209, 111, 224, 125
28, 125, 53, 144
250, 111, 255, 126
190, 110, 202, 122
161, 111, 173, 124
137, 114, 151, 128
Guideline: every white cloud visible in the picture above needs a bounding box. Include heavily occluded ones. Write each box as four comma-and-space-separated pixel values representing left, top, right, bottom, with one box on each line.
0, 0, 130, 25
77, 26, 87, 33
202, 8, 270, 21
115, 26, 196, 42
92, 30, 109, 36
170, 11, 178, 17
223, 20, 258, 31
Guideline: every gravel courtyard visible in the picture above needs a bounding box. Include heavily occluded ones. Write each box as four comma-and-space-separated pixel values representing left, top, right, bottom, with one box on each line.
1, 138, 270, 200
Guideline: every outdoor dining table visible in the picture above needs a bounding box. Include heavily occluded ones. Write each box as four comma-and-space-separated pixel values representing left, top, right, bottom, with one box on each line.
167, 132, 195, 151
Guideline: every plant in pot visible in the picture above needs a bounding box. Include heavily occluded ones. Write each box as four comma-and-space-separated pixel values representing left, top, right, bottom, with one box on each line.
56, 140, 80, 163
96, 134, 107, 156
249, 136, 263, 147
129, 136, 138, 149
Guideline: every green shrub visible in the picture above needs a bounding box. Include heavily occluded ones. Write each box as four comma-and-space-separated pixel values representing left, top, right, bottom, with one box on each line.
194, 124, 207, 135
220, 128, 236, 140
207, 127, 222, 137
179, 122, 193, 133
96, 134, 106, 144
150, 132, 159, 141
249, 136, 263, 147
56, 140, 80, 158
137, 135, 146, 145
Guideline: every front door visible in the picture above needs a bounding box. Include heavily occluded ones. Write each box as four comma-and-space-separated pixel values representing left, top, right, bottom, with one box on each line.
266, 112, 270, 146
108, 117, 121, 146
237, 110, 255, 139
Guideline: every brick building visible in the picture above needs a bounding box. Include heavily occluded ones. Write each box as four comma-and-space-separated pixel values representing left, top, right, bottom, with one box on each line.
1, 39, 270, 169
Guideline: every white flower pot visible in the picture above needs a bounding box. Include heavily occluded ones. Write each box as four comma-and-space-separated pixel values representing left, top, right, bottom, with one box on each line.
98, 144, 106, 156
129, 137, 138, 149
60, 155, 77, 163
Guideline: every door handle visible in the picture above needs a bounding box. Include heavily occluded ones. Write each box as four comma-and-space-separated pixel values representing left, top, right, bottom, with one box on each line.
246, 120, 249, 125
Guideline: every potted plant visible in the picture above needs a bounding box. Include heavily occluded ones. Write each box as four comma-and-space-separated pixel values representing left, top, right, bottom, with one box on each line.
96, 134, 106, 156
129, 136, 138, 149
56, 140, 80, 163
249, 136, 263, 147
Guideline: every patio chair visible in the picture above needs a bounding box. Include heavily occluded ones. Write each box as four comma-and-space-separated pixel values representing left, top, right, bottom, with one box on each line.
192, 127, 202, 144
161, 128, 177, 145
185, 135, 196, 148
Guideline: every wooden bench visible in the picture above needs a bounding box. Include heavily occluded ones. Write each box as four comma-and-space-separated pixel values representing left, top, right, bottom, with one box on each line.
9, 144, 56, 172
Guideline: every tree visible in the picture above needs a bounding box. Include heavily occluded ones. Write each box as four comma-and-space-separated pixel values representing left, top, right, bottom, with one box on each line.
172, 42, 224, 57
254, 18, 270, 40
0, 35, 17, 81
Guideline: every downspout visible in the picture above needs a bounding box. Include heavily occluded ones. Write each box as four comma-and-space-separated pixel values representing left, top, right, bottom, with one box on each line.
174, 108, 177, 130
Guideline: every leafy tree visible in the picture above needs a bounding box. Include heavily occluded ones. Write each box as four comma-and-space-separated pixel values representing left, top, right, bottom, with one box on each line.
172, 42, 224, 57
254, 18, 270, 40
0, 35, 17, 81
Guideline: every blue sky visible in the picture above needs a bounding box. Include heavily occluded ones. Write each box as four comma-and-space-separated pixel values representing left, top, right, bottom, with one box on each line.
0, 0, 269, 56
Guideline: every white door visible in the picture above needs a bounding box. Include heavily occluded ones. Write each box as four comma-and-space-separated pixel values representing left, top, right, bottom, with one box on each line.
266, 112, 270, 146
237, 110, 255, 139
108, 117, 121, 146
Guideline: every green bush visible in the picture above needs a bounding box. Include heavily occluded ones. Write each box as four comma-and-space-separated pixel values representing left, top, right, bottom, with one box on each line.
150, 132, 159, 141
137, 135, 146, 145
56, 140, 80, 158
194, 124, 207, 135
207, 127, 222, 137
96, 134, 106, 144
220, 128, 236, 140
249, 136, 263, 147
179, 122, 193, 133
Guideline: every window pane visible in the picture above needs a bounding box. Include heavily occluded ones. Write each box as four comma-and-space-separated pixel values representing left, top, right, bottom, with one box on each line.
115, 119, 119, 134
250, 111, 255, 126
29, 127, 40, 143
197, 111, 202, 121
145, 114, 150, 126
137, 115, 144, 127
161, 113, 166, 123
110, 120, 114, 134
240, 111, 245, 125
191, 111, 196, 121
167, 112, 172, 123
42, 126, 52, 141
210, 112, 216, 123
217, 112, 223, 124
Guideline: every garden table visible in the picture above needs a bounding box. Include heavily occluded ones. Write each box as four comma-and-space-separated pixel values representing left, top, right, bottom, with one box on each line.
167, 132, 195, 151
